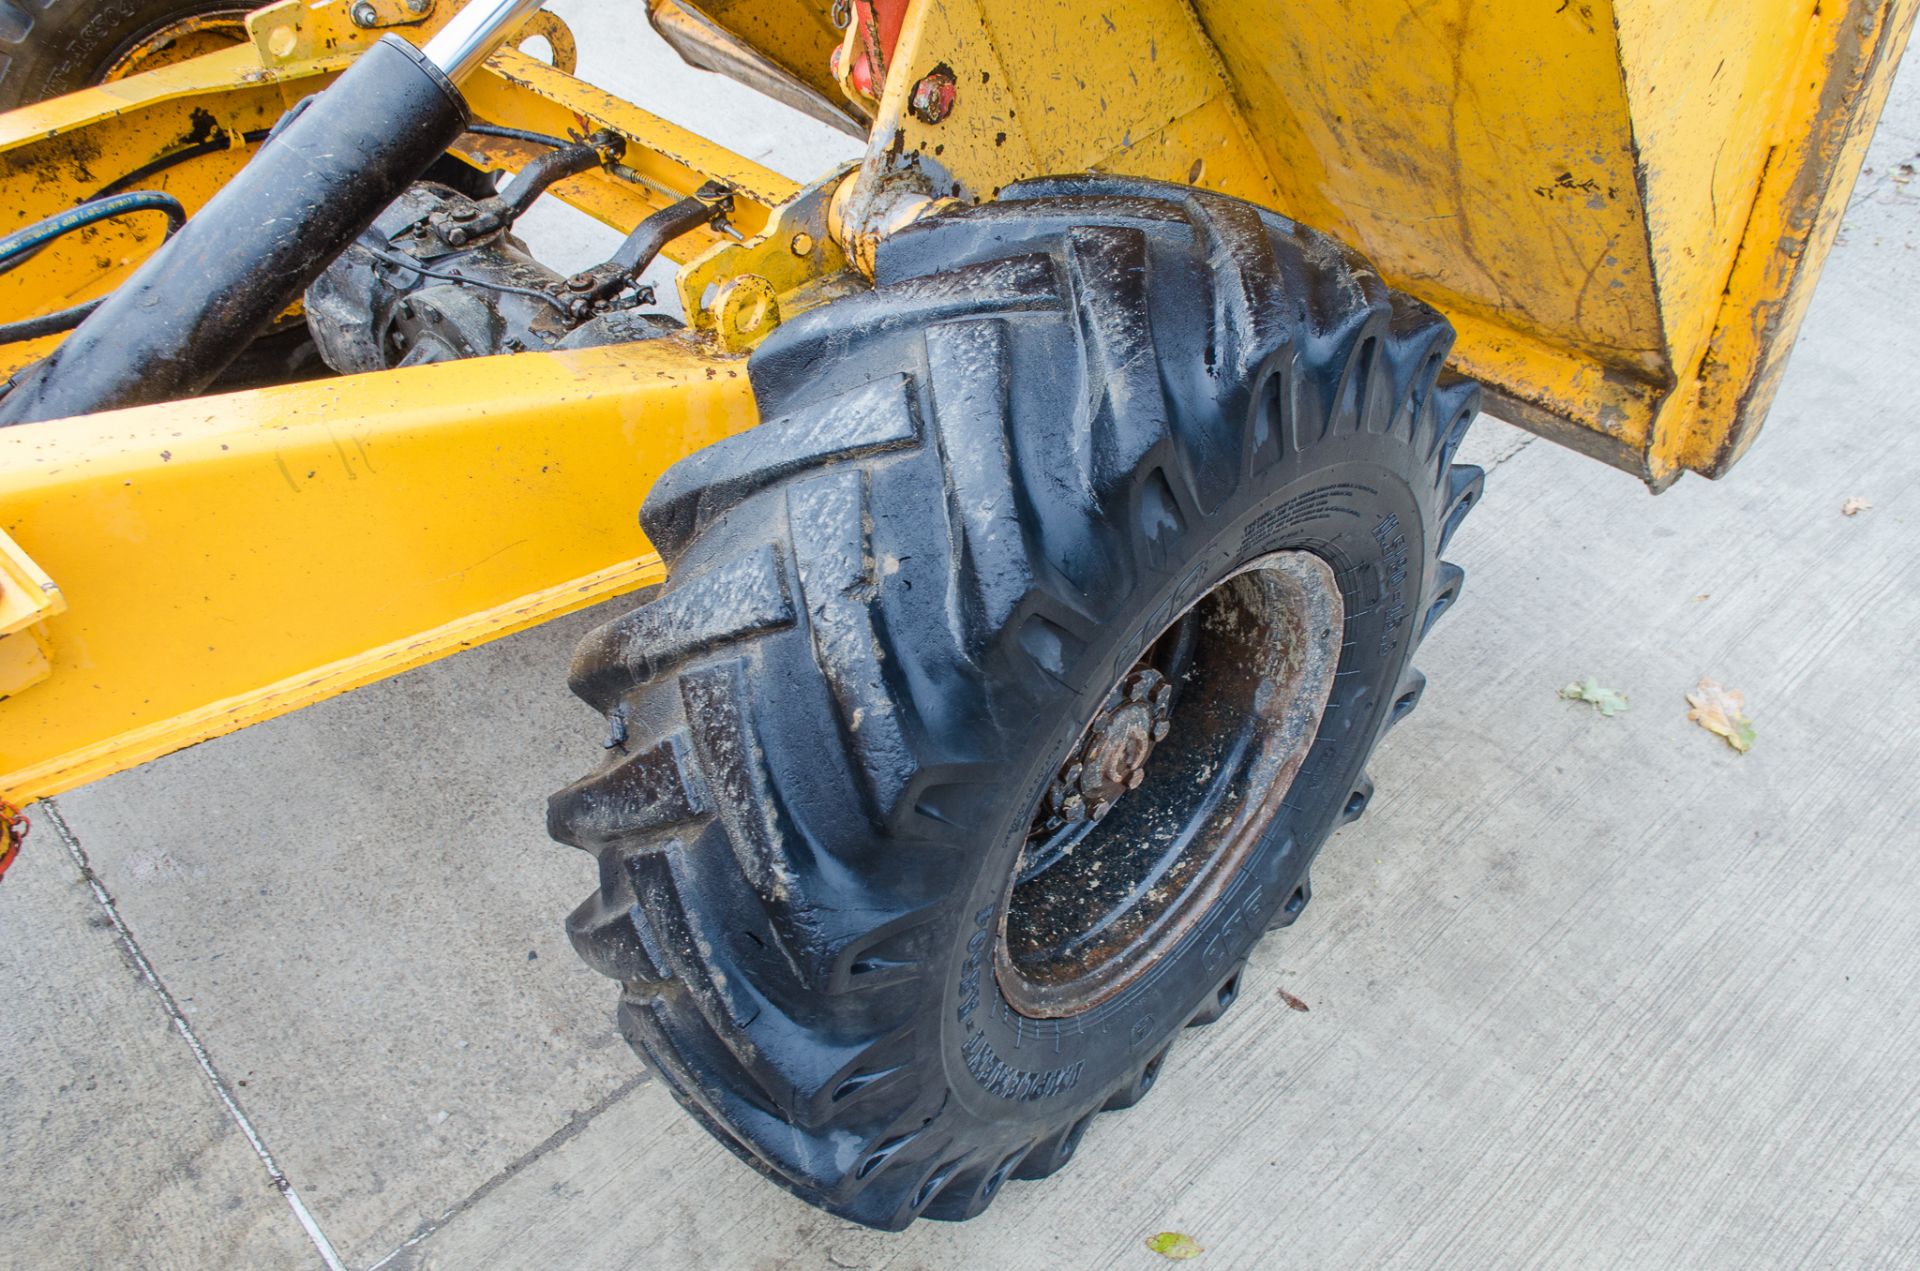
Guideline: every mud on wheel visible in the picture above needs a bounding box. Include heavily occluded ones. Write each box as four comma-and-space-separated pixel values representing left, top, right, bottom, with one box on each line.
551, 176, 1482, 1228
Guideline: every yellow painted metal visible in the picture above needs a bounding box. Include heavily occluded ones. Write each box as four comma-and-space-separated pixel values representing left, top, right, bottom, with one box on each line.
453, 48, 800, 261
0, 527, 66, 700
678, 165, 860, 342
0, 25, 798, 378
855, 0, 1277, 210
0, 43, 346, 379
1, 0, 1909, 799
663, 0, 848, 118
0, 340, 756, 803
103, 11, 251, 82
848, 0, 1914, 486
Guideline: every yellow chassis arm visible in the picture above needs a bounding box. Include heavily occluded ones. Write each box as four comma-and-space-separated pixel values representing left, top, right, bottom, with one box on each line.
0, 341, 755, 802
0, 4, 818, 802
2, 0, 1913, 801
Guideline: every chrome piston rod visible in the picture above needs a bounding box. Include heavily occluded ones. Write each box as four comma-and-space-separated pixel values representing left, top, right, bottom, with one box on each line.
422, 0, 554, 80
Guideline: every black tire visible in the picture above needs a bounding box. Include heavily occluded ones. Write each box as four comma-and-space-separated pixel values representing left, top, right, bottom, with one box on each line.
0, 0, 249, 110
550, 176, 1482, 1229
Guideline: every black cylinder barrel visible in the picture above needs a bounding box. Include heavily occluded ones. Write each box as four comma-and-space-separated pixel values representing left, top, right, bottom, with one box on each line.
0, 37, 468, 426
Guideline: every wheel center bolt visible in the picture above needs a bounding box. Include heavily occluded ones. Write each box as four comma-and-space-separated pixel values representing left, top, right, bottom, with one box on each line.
1037, 667, 1175, 834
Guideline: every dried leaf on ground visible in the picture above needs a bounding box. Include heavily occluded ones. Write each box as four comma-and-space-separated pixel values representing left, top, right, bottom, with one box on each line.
1146, 1232, 1205, 1260
1560, 676, 1629, 717
1276, 987, 1310, 1012
1842, 497, 1873, 517
1686, 676, 1756, 753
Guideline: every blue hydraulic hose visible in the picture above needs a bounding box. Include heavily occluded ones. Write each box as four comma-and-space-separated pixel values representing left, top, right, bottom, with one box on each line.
0, 190, 187, 275
0, 191, 187, 345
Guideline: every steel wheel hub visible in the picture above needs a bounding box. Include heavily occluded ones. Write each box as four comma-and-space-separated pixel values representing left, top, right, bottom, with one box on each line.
997, 550, 1345, 1017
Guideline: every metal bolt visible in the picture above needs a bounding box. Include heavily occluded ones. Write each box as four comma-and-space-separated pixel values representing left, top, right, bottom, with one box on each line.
349, 1, 379, 28
908, 69, 957, 125
449, 205, 478, 222
404, 0, 432, 12
446, 227, 468, 246
789, 231, 815, 257
567, 273, 594, 292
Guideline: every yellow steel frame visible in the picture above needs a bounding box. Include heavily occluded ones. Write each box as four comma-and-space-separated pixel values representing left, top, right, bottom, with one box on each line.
837, 0, 1915, 488
0, 340, 756, 802
1, 0, 1910, 802
0, 5, 791, 802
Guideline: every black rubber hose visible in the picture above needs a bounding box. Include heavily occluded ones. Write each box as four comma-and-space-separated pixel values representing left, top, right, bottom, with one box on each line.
0, 299, 102, 344
0, 36, 469, 427
463, 121, 571, 149
0, 120, 587, 352
92, 131, 274, 200
0, 190, 186, 277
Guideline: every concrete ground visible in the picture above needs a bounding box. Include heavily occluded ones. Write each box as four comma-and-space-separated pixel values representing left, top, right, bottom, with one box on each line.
5, 12, 1920, 1270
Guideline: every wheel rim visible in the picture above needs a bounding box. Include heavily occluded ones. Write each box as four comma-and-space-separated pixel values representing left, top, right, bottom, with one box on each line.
994, 550, 1344, 1018
98, 10, 251, 83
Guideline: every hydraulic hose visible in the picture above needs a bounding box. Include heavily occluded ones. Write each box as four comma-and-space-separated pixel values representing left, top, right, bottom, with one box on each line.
0, 3, 560, 424
0, 1, 557, 426
0, 191, 186, 277
0, 36, 467, 425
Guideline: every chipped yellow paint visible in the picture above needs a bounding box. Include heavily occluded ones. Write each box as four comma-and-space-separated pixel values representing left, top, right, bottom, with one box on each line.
852, 0, 1913, 484
860, 0, 1276, 207
0, 0, 1910, 798
0, 43, 348, 378
664, 0, 848, 114
454, 48, 800, 257
0, 24, 795, 380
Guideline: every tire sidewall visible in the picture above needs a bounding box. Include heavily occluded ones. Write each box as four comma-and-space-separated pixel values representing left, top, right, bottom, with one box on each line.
0, 0, 248, 109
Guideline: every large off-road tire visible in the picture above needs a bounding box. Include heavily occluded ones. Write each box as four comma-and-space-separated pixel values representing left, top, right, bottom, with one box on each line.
0, 0, 250, 110
551, 176, 1482, 1228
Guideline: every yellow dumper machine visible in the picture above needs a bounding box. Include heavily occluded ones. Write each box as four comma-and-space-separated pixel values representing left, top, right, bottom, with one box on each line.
0, 0, 1909, 1227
